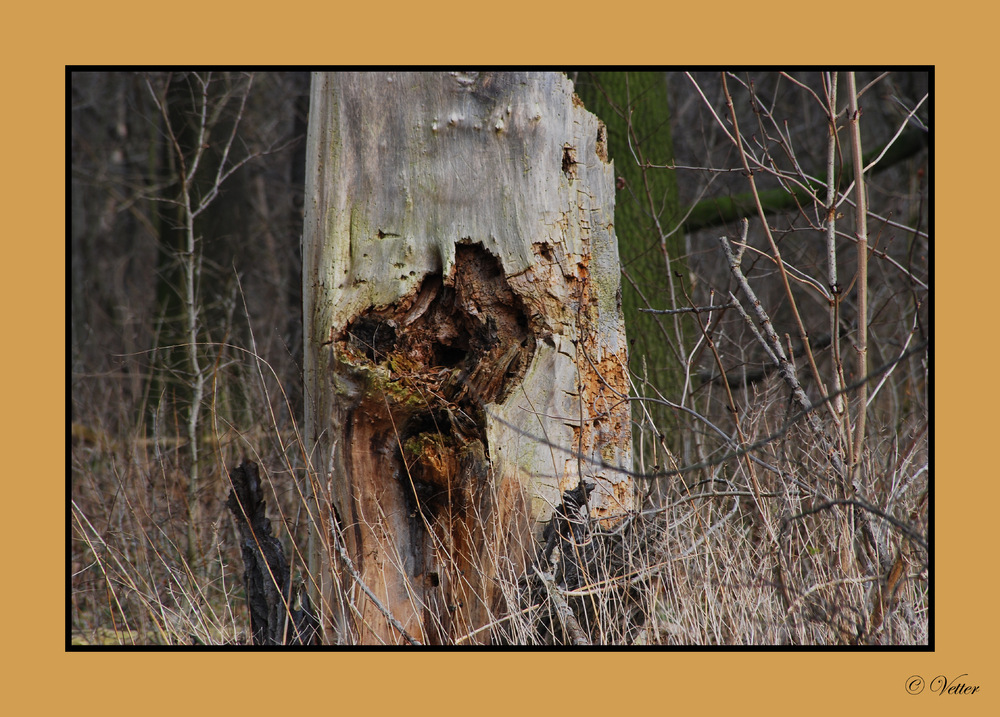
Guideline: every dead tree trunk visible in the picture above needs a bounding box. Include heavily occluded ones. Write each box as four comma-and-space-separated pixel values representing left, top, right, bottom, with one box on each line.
302, 71, 632, 644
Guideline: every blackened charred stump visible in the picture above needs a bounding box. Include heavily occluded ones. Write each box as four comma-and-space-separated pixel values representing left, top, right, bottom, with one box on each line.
517, 481, 657, 646
540, 480, 596, 573
226, 461, 320, 646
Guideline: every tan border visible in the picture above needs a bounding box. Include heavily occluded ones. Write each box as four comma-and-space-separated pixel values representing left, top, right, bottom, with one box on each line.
13, 4, 993, 714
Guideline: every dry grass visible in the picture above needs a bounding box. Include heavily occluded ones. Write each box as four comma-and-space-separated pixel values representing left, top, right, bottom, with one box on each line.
70, 70, 928, 646
70, 341, 928, 646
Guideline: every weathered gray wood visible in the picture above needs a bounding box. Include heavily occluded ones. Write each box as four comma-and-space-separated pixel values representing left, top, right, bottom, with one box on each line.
303, 71, 632, 644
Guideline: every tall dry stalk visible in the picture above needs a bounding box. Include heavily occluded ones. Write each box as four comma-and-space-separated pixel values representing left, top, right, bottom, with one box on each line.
846, 72, 869, 481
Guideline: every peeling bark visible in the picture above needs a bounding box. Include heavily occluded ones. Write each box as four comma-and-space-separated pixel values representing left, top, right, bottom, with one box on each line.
303, 71, 632, 644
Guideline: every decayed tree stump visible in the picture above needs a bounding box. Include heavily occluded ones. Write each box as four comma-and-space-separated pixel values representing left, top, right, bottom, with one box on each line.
302, 71, 633, 644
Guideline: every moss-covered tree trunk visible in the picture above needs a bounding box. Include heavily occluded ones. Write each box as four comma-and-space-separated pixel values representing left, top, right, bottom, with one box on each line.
302, 72, 633, 644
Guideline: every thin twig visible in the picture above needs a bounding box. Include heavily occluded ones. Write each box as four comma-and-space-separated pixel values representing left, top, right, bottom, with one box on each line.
639, 303, 738, 315
332, 530, 423, 646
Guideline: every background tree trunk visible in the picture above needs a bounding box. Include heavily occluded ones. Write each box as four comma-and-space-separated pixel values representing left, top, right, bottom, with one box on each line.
302, 71, 633, 644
